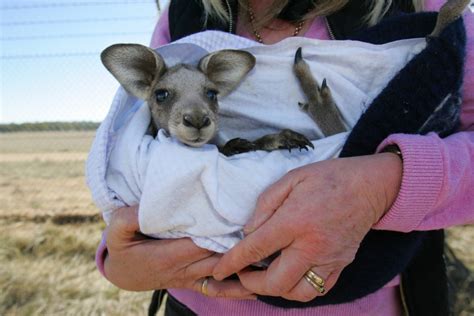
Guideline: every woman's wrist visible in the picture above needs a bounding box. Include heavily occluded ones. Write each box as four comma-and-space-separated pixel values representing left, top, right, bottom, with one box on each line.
380, 144, 403, 161
372, 151, 403, 222
373, 133, 445, 232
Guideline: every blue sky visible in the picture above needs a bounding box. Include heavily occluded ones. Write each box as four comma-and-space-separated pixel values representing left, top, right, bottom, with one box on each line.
1, 0, 168, 123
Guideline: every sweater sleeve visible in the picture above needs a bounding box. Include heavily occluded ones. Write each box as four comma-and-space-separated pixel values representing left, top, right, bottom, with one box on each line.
95, 231, 108, 278
372, 6, 474, 232
373, 132, 474, 232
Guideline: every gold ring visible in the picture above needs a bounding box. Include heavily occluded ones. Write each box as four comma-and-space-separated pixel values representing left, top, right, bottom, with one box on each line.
201, 277, 209, 296
304, 270, 325, 294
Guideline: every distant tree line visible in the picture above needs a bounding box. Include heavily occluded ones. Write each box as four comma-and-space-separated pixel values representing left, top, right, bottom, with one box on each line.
0, 121, 100, 133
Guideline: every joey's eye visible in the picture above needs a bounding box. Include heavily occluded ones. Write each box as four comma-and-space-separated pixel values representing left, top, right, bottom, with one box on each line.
206, 89, 218, 101
155, 89, 169, 102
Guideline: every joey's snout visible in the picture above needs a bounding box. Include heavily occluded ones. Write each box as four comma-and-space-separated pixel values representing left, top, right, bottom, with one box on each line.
182, 113, 212, 130
170, 108, 217, 147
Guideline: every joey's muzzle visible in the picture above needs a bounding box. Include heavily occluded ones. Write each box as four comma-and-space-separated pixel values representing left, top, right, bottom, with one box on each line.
182, 114, 212, 130
172, 109, 217, 147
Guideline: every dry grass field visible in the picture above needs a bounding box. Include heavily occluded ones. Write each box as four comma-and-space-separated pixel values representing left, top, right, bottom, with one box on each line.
0, 131, 472, 315
0, 131, 152, 315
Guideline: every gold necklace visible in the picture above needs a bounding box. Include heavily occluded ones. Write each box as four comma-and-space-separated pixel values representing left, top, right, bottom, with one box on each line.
246, 1, 305, 44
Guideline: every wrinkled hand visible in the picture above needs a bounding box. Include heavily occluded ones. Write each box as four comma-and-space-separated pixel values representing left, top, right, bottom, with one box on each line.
213, 153, 402, 302
104, 205, 255, 299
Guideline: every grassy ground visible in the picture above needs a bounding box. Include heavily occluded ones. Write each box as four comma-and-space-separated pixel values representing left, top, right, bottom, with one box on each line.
0, 131, 472, 315
0, 131, 152, 315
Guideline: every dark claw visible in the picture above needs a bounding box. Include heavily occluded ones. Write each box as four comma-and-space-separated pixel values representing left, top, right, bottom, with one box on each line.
295, 47, 303, 64
276, 130, 314, 153
321, 78, 328, 90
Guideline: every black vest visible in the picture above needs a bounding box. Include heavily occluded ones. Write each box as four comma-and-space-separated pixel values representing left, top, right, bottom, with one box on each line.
165, 1, 466, 314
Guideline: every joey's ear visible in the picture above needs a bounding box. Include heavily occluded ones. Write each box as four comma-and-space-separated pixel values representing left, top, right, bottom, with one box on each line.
199, 50, 256, 96
101, 43, 166, 99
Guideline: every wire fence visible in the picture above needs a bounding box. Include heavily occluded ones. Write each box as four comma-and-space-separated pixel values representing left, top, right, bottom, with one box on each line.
1, 0, 161, 124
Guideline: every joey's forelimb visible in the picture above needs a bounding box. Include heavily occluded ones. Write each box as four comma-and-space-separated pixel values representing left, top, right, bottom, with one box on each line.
220, 129, 314, 156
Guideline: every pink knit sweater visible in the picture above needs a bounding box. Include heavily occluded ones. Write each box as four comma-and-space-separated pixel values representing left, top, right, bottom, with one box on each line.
97, 1, 474, 315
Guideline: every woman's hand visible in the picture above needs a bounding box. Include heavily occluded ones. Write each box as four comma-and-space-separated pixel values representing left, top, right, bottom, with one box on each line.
213, 153, 402, 302
104, 205, 255, 299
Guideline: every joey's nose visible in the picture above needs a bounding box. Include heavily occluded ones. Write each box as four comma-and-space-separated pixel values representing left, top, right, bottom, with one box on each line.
183, 114, 211, 129
202, 116, 211, 127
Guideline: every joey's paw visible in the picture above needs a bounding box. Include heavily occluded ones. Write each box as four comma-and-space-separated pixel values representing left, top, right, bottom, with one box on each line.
220, 138, 257, 156
298, 78, 335, 112
277, 129, 314, 152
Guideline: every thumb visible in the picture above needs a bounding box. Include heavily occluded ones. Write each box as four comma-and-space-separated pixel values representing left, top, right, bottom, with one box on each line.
108, 205, 141, 240
244, 172, 297, 235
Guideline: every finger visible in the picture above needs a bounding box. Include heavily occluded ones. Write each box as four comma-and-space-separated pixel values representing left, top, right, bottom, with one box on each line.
148, 238, 215, 268
236, 269, 272, 296
181, 253, 222, 281
201, 279, 256, 299
235, 251, 308, 297
244, 171, 301, 234
107, 206, 146, 253
127, 244, 217, 291
260, 248, 311, 295
108, 205, 140, 238
283, 268, 339, 302
108, 207, 214, 262
213, 216, 293, 280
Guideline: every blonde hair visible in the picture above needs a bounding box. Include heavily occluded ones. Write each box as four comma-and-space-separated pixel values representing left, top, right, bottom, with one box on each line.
365, 0, 424, 25
201, 0, 425, 27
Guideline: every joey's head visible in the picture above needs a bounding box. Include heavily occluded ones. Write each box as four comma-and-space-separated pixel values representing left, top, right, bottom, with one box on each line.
101, 44, 256, 147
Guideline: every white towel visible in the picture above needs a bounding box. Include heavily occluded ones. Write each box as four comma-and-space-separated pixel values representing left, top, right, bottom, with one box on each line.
86, 31, 426, 253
